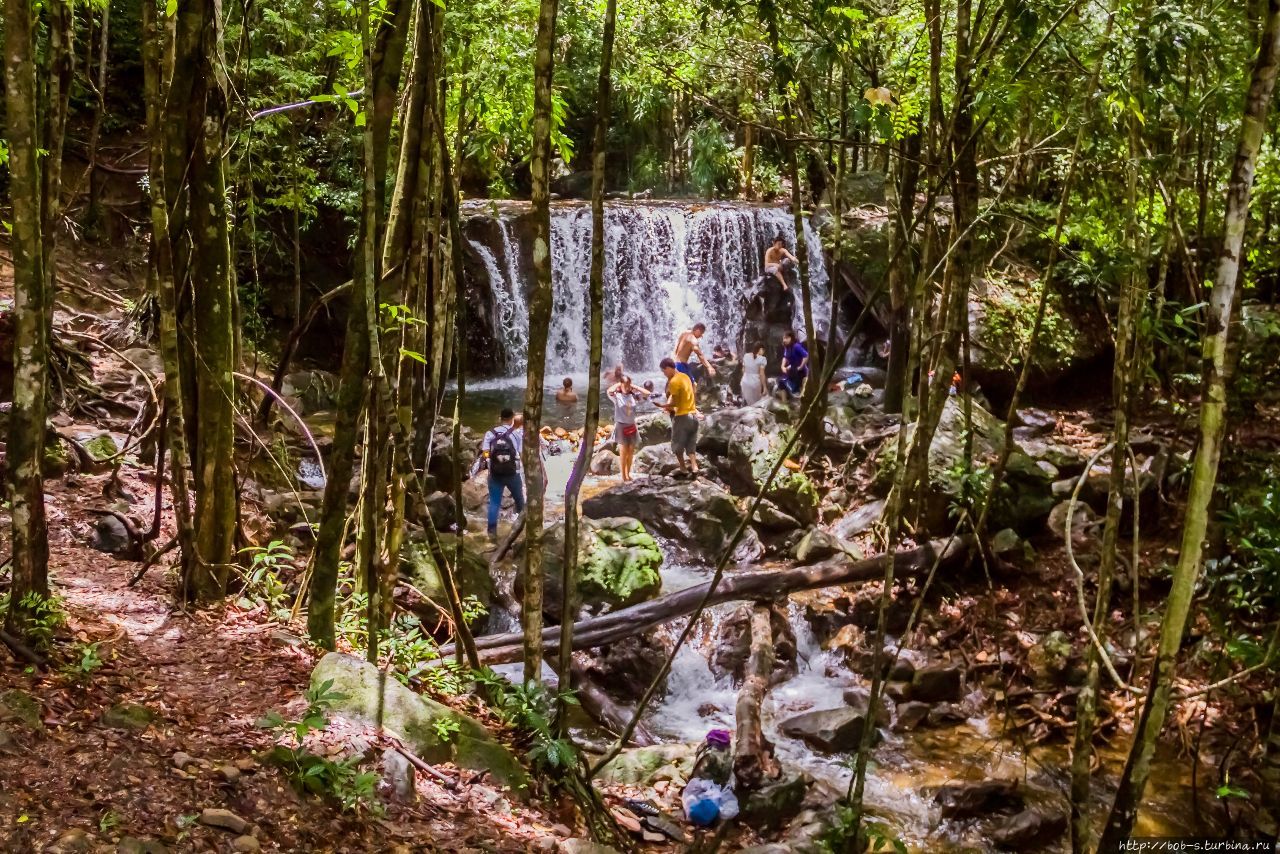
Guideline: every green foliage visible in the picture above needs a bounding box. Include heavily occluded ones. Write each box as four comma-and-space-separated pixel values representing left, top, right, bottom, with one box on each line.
1204, 464, 1280, 620
257, 679, 383, 814
686, 119, 739, 198
816, 805, 906, 854
472, 669, 580, 772
0, 591, 67, 650
237, 540, 295, 619
64, 642, 104, 682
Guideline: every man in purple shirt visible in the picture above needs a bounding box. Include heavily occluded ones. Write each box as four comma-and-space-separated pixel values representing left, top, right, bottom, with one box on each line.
780, 330, 809, 397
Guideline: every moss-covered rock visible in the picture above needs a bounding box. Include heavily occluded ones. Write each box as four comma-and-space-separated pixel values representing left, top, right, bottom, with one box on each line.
400, 533, 493, 617
698, 406, 819, 524
82, 433, 119, 463
518, 517, 662, 620
311, 652, 528, 794
0, 689, 43, 729
43, 437, 72, 477
102, 703, 155, 730
595, 742, 697, 786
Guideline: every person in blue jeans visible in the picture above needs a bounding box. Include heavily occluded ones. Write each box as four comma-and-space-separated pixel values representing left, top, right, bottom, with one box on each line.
481, 408, 525, 538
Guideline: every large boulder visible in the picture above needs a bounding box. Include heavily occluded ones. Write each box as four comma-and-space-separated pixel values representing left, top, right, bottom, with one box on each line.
596, 743, 698, 786
582, 478, 762, 564
710, 605, 798, 684
779, 706, 882, 753
793, 528, 864, 565
634, 411, 672, 449
311, 653, 528, 792
697, 407, 819, 524
400, 533, 493, 618
517, 517, 662, 621
875, 398, 1053, 534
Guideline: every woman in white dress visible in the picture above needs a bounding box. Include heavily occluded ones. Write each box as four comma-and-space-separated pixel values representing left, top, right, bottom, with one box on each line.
740, 341, 768, 404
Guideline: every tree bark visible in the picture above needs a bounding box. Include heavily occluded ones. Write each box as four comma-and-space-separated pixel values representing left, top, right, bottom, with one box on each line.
557, 0, 617, 730
733, 605, 779, 790
1099, 0, 1280, 843
522, 0, 561, 684
3, 0, 52, 638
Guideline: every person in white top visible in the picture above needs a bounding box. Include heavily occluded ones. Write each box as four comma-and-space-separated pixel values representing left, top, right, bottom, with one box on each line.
607, 375, 643, 482
740, 341, 768, 404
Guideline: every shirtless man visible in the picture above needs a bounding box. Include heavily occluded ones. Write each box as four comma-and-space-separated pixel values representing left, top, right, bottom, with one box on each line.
764, 235, 799, 292
673, 323, 716, 384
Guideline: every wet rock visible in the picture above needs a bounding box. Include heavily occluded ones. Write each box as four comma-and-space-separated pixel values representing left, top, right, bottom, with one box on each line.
1014, 408, 1057, 438
750, 500, 802, 533
883, 681, 912, 703
311, 652, 528, 794
793, 528, 863, 565
927, 703, 967, 726
90, 513, 133, 555
517, 517, 663, 621
990, 808, 1068, 850
910, 663, 963, 703
1027, 630, 1072, 688
410, 491, 456, 531
581, 633, 670, 701
590, 448, 619, 476
0, 689, 42, 730
198, 808, 249, 834
231, 837, 261, 853
596, 743, 698, 786
779, 707, 882, 753
740, 771, 811, 831
101, 703, 154, 731
852, 647, 916, 682
633, 411, 672, 449
932, 779, 1022, 819
832, 499, 886, 539
633, 443, 683, 477
893, 701, 931, 732
582, 478, 762, 564
281, 369, 340, 415
841, 687, 891, 727
382, 747, 416, 801
697, 407, 819, 524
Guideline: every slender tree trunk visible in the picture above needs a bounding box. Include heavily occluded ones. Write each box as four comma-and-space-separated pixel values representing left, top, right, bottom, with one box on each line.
884, 128, 922, 414
557, 0, 617, 729
522, 0, 561, 684
85, 1, 112, 233
142, 0, 198, 574
3, 0, 52, 638
307, 0, 412, 647
1100, 1, 1280, 842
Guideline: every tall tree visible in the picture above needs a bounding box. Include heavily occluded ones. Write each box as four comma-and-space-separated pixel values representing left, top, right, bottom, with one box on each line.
3, 0, 53, 638
521, 0, 561, 684
1099, 0, 1280, 843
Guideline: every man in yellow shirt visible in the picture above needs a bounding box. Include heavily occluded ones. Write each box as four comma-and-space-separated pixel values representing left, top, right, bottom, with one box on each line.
659, 357, 699, 478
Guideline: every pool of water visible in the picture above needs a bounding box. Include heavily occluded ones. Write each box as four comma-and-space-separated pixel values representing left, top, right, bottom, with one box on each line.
444, 374, 666, 434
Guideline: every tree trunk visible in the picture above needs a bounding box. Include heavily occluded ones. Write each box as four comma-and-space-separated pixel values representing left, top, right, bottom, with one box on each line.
883, 128, 922, 415
733, 605, 779, 790
557, 0, 616, 728
307, 0, 412, 646
3, 0, 52, 638
1099, 1, 1280, 843
522, 0, 561, 684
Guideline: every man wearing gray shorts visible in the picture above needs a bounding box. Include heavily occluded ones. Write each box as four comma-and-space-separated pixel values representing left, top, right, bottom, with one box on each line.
659, 357, 700, 479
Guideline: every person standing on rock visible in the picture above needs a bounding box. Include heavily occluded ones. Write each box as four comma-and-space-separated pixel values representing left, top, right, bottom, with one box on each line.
607, 375, 642, 482
659, 357, 700, 478
481, 408, 525, 539
780, 330, 809, 398
764, 235, 799, 292
673, 323, 716, 385
740, 341, 768, 404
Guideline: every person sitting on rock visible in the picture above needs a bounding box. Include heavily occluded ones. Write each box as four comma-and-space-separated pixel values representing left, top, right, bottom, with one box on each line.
764, 235, 799, 292
780, 330, 809, 398
555, 376, 579, 404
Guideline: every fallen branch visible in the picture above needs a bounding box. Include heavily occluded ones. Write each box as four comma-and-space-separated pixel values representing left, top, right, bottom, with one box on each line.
733, 604, 779, 790
490, 510, 526, 566
444, 537, 971, 664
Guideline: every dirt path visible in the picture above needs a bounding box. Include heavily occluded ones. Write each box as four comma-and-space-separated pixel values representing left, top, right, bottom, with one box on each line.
0, 468, 561, 853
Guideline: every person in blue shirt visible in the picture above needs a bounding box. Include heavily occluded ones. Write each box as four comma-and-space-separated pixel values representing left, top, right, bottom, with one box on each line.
780, 330, 809, 397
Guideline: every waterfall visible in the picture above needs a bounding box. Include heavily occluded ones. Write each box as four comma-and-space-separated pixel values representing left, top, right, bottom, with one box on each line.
466, 202, 830, 376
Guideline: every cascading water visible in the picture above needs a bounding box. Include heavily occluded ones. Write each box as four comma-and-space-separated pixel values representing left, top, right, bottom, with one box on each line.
466, 201, 830, 376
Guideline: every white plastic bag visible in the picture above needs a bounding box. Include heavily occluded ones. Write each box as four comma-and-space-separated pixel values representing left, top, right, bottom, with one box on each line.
682, 778, 740, 824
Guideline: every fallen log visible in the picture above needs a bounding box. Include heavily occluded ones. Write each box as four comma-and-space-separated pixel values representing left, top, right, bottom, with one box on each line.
444, 536, 972, 664
733, 605, 779, 790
